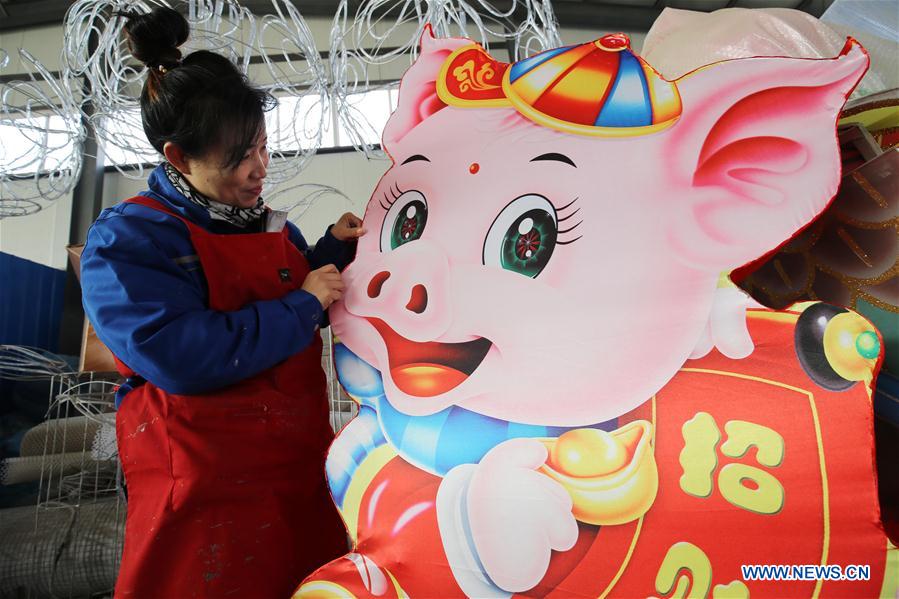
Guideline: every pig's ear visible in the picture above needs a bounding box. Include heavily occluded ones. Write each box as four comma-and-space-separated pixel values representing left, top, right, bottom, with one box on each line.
382, 25, 472, 152
666, 40, 868, 271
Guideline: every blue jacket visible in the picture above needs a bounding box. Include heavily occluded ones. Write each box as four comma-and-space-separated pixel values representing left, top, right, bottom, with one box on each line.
81, 164, 355, 404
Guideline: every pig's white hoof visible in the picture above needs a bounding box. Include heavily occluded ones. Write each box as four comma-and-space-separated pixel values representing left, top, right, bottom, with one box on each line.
467, 439, 579, 593
693, 286, 761, 360
712, 287, 759, 359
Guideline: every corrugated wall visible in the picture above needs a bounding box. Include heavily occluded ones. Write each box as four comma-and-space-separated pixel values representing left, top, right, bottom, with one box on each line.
0, 252, 66, 352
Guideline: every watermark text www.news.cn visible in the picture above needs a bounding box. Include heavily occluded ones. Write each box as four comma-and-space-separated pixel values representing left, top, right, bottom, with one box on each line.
741, 564, 870, 581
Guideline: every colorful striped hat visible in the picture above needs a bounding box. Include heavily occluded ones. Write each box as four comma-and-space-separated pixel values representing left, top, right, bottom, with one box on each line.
436, 34, 682, 137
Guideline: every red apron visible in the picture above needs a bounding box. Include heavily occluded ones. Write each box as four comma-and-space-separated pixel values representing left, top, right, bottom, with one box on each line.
113, 196, 347, 598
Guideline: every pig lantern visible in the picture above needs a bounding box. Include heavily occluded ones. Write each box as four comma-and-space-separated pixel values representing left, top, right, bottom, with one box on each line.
296, 28, 897, 598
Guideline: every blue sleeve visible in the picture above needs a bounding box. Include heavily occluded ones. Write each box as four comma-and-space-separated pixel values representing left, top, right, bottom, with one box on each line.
286, 222, 356, 272
81, 211, 324, 396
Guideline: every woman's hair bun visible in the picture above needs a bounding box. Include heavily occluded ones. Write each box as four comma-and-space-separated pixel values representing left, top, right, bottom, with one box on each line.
121, 6, 189, 69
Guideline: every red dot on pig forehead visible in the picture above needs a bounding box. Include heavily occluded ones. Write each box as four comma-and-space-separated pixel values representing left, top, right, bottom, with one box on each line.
469, 163, 480, 174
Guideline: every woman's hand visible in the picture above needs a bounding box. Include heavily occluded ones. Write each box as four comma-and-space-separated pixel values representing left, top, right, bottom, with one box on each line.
332, 213, 366, 242
302, 264, 345, 309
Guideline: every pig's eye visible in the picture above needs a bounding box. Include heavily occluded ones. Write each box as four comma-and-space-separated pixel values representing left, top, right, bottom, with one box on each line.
483, 194, 557, 278
380, 190, 428, 251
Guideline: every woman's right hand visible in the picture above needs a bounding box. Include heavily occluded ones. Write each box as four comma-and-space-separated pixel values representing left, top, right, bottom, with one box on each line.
302, 264, 345, 309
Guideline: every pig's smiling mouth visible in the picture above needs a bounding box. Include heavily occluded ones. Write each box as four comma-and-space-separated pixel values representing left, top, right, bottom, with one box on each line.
367, 318, 492, 397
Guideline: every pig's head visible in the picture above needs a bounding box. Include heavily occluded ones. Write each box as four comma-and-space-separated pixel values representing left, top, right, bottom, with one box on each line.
331, 27, 867, 427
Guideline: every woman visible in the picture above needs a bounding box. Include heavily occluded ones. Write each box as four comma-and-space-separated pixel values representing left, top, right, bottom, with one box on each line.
81, 7, 356, 597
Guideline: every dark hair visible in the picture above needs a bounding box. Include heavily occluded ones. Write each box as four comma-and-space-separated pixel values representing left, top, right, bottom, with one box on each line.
121, 7, 274, 169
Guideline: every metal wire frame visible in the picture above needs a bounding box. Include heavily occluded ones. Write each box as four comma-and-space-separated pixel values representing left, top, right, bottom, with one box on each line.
2, 0, 561, 219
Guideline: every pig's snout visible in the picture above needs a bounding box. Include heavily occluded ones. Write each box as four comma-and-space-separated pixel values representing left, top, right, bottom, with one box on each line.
367, 271, 429, 315
346, 241, 451, 339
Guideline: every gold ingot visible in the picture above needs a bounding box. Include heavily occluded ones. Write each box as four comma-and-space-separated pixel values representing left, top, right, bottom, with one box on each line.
540, 420, 658, 525
549, 428, 629, 478
823, 312, 878, 382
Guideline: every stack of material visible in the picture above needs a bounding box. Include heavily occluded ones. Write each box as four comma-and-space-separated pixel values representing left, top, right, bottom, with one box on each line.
0, 499, 124, 597
1, 416, 103, 487
0, 372, 125, 597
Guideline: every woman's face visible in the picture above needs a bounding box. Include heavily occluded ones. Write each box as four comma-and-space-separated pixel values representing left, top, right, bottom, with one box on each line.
185, 131, 269, 208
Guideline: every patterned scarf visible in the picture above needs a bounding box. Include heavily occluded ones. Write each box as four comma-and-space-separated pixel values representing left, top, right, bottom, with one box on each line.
163, 162, 265, 228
